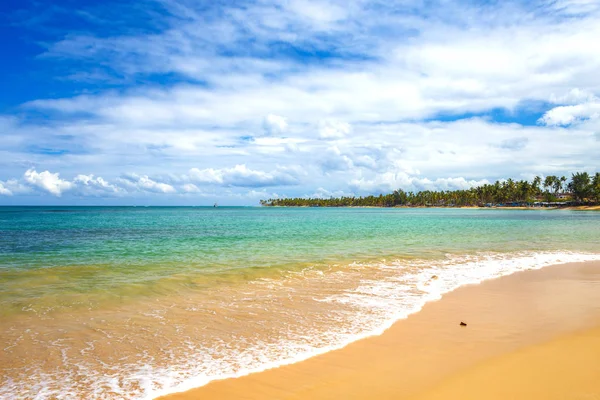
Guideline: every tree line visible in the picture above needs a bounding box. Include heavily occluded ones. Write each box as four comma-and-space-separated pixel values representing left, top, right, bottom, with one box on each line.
261, 172, 600, 207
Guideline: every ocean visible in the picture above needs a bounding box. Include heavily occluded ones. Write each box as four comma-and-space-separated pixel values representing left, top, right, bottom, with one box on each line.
1, 206, 599, 399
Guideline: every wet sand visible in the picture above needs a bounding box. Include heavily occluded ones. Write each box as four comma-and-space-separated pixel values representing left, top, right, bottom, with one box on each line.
161, 260, 600, 400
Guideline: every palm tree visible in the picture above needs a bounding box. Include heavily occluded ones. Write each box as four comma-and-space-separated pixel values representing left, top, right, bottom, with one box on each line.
532, 176, 542, 197
568, 172, 592, 202
557, 176, 567, 195
260, 172, 599, 207
593, 173, 600, 202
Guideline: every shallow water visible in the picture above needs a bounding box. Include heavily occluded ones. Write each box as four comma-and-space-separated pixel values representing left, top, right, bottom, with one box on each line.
1, 207, 599, 399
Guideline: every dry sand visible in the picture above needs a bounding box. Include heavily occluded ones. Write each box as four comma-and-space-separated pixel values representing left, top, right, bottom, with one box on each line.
161, 261, 600, 400
412, 326, 600, 400
564, 205, 600, 211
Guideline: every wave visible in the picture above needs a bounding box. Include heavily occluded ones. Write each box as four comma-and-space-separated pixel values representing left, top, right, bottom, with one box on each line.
2, 251, 599, 400
148, 251, 600, 399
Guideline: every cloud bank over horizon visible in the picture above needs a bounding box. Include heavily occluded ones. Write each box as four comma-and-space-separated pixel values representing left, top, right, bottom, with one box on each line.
1, 0, 599, 205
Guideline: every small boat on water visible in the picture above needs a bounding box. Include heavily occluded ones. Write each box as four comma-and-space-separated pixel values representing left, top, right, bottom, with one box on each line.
214, 203, 218, 208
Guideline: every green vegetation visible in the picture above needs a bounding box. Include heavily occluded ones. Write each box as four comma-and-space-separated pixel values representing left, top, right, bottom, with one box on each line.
261, 172, 600, 208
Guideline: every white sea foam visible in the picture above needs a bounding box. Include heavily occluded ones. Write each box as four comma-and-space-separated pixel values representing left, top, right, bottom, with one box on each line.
147, 251, 600, 399
1, 251, 599, 400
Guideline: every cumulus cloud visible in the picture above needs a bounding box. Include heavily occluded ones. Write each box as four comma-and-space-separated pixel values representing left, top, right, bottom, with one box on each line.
549, 88, 596, 105
116, 174, 177, 194
0, 165, 303, 200
24, 169, 73, 196
245, 189, 280, 199
319, 119, 351, 139
349, 171, 489, 194
432, 177, 491, 191
73, 174, 122, 195
22, 0, 600, 133
7, 169, 177, 197
182, 183, 201, 193
263, 114, 288, 136
2, 1, 600, 204
539, 101, 600, 126
188, 164, 300, 187
351, 155, 377, 169
187, 168, 223, 184
319, 146, 354, 172
349, 172, 411, 193
0, 179, 31, 196
309, 187, 353, 199
0, 182, 12, 196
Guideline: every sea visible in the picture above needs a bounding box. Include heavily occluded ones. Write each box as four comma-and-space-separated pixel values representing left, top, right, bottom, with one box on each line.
1, 206, 599, 399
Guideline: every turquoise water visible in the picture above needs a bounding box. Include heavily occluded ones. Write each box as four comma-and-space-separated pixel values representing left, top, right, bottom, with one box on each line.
2, 206, 599, 270
1, 207, 599, 399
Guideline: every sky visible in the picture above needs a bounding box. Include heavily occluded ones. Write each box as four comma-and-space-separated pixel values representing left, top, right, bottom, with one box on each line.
1, 0, 599, 205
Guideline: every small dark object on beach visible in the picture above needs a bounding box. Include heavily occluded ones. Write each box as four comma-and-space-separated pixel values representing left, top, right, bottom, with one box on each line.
460, 321, 467, 326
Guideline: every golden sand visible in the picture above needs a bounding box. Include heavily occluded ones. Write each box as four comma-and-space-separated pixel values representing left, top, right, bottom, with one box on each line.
564, 205, 600, 211
162, 261, 600, 400
413, 327, 600, 400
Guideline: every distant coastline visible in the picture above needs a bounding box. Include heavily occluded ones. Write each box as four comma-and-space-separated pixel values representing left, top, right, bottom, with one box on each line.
261, 172, 600, 209
264, 205, 600, 211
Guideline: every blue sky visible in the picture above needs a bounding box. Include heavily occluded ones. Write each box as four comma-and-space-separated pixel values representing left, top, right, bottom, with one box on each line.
1, 0, 599, 205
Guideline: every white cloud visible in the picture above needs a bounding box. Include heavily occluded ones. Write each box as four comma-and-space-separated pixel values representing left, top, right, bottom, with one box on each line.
549, 88, 597, 105
263, 114, 288, 136
319, 119, 351, 139
539, 101, 600, 126
351, 155, 377, 169
182, 183, 201, 193
0, 164, 302, 200
116, 174, 177, 194
432, 177, 491, 191
2, 1, 600, 204
2, 111, 597, 203
308, 187, 353, 199
319, 146, 354, 172
0, 179, 31, 196
188, 164, 300, 187
188, 168, 224, 184
287, 0, 349, 27
73, 174, 122, 195
245, 189, 280, 199
551, 0, 600, 14
30, 11, 600, 134
24, 0, 600, 132
349, 171, 412, 193
0, 182, 12, 196
24, 169, 73, 196
349, 171, 489, 194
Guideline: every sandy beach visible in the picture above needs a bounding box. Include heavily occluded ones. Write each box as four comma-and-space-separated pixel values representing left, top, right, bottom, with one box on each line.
162, 260, 600, 400
4, 208, 599, 398
413, 326, 600, 400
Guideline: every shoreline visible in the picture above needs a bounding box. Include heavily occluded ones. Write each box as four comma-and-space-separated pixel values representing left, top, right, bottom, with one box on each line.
161, 260, 600, 400
266, 205, 600, 210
